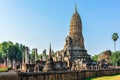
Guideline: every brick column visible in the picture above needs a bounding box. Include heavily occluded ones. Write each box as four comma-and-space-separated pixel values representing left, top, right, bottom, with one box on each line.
25, 47, 29, 64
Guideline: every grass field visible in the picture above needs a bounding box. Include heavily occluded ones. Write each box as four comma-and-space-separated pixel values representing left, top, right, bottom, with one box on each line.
0, 68, 8, 72
0, 65, 11, 72
85, 74, 120, 80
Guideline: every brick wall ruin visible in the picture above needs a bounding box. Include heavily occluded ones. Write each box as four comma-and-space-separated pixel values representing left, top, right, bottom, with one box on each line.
0, 69, 120, 80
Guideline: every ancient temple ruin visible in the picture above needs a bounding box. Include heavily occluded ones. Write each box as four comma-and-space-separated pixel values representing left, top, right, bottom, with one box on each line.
20, 6, 97, 72
42, 44, 54, 72
54, 5, 95, 70
63, 6, 92, 61
25, 47, 29, 64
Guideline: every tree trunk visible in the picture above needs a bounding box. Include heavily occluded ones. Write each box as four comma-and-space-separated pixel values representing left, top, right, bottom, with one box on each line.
114, 41, 116, 51
7, 55, 12, 67
4, 58, 7, 66
7, 55, 9, 66
9, 59, 12, 67
22, 55, 24, 64
12, 59, 15, 69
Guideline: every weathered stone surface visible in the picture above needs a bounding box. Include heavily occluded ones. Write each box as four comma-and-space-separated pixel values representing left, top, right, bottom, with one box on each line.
42, 56, 54, 72
1, 69, 120, 80
21, 64, 35, 72
0, 72, 18, 80
42, 44, 54, 72
69, 11, 84, 49
25, 47, 29, 64
97, 50, 112, 69
61, 6, 93, 69
98, 50, 111, 63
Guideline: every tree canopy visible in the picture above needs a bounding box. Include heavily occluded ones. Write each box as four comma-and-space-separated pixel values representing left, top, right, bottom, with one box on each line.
110, 51, 120, 66
0, 41, 27, 65
112, 33, 119, 41
92, 55, 98, 61
112, 33, 119, 51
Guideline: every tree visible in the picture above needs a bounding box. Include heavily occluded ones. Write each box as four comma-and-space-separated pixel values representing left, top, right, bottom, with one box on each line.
92, 55, 98, 61
30, 49, 35, 61
19, 44, 26, 64
0, 41, 9, 65
110, 51, 120, 66
37, 54, 42, 60
0, 41, 28, 66
112, 33, 119, 51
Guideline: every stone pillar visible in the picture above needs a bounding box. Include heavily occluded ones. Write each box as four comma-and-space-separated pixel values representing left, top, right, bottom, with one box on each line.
4, 59, 7, 66
9, 59, 11, 67
25, 47, 29, 64
35, 48, 38, 61
7, 55, 9, 66
7, 55, 11, 67
40, 56, 42, 61
43, 49, 46, 55
12, 59, 15, 69
30, 59, 33, 64
22, 53, 25, 64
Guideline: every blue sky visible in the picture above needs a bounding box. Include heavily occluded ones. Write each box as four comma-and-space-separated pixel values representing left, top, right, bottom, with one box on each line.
0, 0, 120, 55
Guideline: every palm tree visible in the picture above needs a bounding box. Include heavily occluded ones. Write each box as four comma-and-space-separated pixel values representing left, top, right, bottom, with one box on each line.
112, 33, 119, 51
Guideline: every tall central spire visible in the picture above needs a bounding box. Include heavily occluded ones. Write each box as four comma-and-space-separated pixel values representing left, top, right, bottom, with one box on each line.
69, 5, 84, 48
63, 5, 93, 65
75, 4, 77, 12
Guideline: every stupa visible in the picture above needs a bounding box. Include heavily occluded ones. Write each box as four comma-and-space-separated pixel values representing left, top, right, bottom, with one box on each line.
42, 44, 54, 72
63, 5, 92, 63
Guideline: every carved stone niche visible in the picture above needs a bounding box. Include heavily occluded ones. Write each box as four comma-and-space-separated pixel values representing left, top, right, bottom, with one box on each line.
65, 36, 72, 47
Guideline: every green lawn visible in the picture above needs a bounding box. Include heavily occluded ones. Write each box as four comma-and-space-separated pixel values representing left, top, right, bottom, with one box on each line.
85, 74, 120, 80
0, 66, 12, 72
0, 64, 8, 72
0, 67, 8, 72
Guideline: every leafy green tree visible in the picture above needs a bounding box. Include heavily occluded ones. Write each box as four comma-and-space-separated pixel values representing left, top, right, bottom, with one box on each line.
112, 33, 119, 51
14, 43, 22, 61
92, 55, 98, 61
37, 54, 42, 60
30, 49, 35, 61
0, 41, 28, 66
19, 44, 26, 63
0, 41, 10, 65
110, 51, 120, 66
